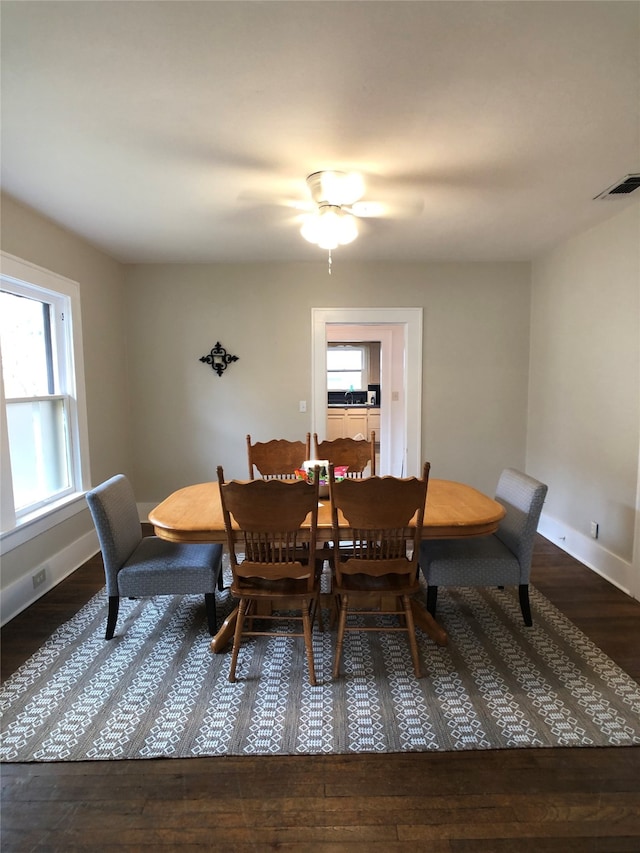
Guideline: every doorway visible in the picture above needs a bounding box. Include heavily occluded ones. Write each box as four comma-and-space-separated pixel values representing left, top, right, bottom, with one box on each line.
311, 308, 423, 476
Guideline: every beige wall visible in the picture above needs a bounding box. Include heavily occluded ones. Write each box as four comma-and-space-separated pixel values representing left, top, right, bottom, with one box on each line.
123, 260, 531, 499
0, 193, 130, 600
529, 202, 640, 594
2, 189, 637, 617
1, 194, 131, 486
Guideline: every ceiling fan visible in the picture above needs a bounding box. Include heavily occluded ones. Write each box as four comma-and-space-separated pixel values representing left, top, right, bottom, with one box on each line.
299, 171, 380, 251
298, 170, 421, 272
238, 168, 423, 272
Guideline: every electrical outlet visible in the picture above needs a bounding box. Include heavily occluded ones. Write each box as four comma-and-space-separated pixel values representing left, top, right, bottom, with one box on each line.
590, 521, 599, 539
32, 567, 47, 589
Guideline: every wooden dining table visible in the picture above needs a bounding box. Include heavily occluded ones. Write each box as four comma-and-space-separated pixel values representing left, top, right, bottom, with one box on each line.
149, 478, 505, 651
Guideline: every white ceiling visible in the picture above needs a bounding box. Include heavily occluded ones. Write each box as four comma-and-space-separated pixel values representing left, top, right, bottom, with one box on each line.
1, 1, 638, 264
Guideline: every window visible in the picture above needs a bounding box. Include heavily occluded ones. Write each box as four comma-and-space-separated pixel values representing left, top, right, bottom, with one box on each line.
327, 345, 367, 391
0, 253, 90, 538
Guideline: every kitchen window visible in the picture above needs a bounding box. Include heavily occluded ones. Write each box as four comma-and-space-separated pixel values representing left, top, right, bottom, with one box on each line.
0, 253, 90, 539
327, 345, 368, 391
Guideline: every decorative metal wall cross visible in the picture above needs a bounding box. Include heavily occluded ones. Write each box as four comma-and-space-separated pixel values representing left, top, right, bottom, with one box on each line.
199, 342, 239, 377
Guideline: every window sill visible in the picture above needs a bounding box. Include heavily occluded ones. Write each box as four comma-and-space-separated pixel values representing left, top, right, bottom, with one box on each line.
0, 492, 89, 555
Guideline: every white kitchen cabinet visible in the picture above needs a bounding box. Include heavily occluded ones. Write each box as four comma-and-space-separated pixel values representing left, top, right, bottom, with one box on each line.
326, 411, 346, 441
326, 408, 380, 442
367, 411, 380, 442
345, 409, 368, 439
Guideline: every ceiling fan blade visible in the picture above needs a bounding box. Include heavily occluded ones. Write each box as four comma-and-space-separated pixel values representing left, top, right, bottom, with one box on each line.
346, 200, 387, 218
346, 195, 424, 219
237, 189, 313, 213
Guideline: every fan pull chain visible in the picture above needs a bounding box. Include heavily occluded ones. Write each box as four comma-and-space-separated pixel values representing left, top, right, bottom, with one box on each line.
328, 249, 332, 275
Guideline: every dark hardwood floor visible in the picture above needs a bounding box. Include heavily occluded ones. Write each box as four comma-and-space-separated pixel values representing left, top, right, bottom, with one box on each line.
2, 533, 639, 852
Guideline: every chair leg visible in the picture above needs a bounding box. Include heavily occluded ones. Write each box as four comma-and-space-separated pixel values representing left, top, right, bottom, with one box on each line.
311, 591, 324, 633
105, 596, 119, 640
402, 594, 422, 678
332, 595, 349, 679
204, 592, 217, 635
301, 601, 317, 687
426, 585, 438, 616
329, 593, 340, 629
519, 584, 533, 626
229, 598, 248, 683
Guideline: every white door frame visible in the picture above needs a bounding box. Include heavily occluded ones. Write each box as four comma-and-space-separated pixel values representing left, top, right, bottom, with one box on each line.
311, 307, 423, 476
325, 324, 394, 473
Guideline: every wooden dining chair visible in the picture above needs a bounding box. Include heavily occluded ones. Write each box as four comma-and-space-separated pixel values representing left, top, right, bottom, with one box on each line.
312, 433, 376, 478
247, 433, 311, 480
328, 462, 430, 678
217, 465, 323, 686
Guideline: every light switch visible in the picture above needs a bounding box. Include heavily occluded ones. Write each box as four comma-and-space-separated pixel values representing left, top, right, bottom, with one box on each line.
299, 400, 307, 412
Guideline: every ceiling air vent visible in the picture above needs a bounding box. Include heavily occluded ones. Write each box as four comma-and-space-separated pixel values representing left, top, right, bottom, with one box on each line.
594, 174, 640, 200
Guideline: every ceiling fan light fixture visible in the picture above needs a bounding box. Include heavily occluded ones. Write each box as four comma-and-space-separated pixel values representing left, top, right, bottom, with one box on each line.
306, 170, 365, 206
300, 204, 358, 250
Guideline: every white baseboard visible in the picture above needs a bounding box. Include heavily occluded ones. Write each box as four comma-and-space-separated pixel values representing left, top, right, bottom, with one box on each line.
4, 507, 633, 627
1, 504, 157, 627
1, 529, 99, 626
538, 512, 635, 599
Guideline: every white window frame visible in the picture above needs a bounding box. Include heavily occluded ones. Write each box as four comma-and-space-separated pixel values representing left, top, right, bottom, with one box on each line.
327, 344, 369, 391
0, 252, 91, 552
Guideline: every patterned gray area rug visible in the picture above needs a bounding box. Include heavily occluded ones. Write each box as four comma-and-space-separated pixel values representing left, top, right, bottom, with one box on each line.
1, 567, 639, 761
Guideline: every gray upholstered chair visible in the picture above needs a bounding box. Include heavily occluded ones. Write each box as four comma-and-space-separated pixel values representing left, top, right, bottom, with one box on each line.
419, 468, 548, 626
86, 474, 224, 640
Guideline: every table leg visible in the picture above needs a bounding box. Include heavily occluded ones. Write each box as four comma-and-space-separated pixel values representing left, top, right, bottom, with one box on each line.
209, 605, 238, 653
411, 599, 448, 646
